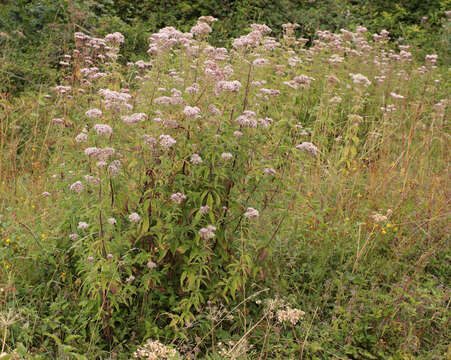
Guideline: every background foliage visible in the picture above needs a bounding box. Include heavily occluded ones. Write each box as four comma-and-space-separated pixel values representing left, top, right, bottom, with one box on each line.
1, 0, 450, 94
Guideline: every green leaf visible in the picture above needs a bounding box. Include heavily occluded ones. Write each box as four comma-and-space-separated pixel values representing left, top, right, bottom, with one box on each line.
44, 332, 62, 345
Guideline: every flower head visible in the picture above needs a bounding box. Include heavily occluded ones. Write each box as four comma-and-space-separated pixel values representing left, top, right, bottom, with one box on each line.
191, 21, 212, 37
121, 113, 147, 124
296, 142, 319, 157
84, 147, 100, 157
183, 105, 201, 119
263, 168, 276, 175
70, 181, 83, 194
199, 225, 216, 240
390, 92, 404, 99
190, 153, 203, 164
221, 152, 233, 160
253, 58, 269, 67
159, 134, 176, 149
147, 261, 157, 269
85, 109, 102, 118
170, 192, 186, 204
75, 133, 88, 143
52, 118, 66, 125
235, 110, 257, 127
129, 213, 141, 223
199, 205, 210, 214
244, 207, 259, 219
349, 73, 371, 87
276, 307, 305, 325
105, 32, 124, 45
77, 222, 89, 230
215, 80, 241, 95
94, 124, 113, 135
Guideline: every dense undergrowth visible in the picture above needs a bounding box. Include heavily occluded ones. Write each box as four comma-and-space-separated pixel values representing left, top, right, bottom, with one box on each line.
0, 12, 450, 360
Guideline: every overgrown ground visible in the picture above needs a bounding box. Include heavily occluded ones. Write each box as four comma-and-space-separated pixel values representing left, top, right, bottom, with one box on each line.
0, 14, 450, 360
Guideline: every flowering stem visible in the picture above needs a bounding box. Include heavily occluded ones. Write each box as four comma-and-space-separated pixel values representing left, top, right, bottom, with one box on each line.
150, 62, 162, 107
109, 177, 114, 206
242, 62, 253, 111
194, 86, 208, 105
257, 318, 271, 360
227, 313, 268, 357
98, 169, 106, 258
185, 288, 269, 358
1, 326, 7, 354
300, 307, 318, 360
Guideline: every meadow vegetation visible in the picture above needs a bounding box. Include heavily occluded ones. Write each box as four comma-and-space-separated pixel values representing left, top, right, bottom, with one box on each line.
0, 8, 450, 360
